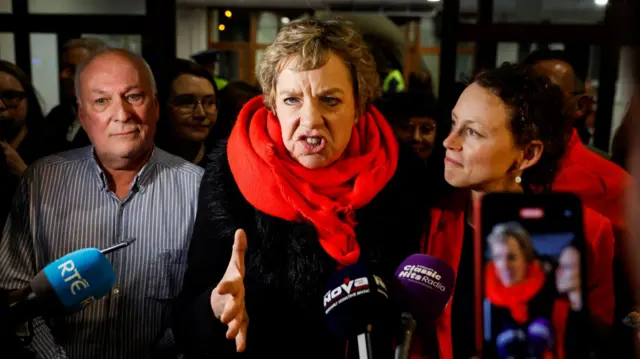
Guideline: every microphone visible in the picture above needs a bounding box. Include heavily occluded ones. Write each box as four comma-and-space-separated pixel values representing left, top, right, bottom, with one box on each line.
496, 325, 527, 359
7, 240, 135, 326
323, 262, 390, 359
526, 318, 554, 359
391, 254, 455, 359
394, 312, 417, 359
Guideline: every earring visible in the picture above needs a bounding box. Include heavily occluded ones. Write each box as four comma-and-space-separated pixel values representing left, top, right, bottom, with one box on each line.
515, 175, 522, 184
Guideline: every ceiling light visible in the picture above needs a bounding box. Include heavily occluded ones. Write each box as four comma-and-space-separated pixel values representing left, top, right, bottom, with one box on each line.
281, 17, 290, 24
218, 24, 226, 31
594, 0, 608, 6
427, 0, 441, 2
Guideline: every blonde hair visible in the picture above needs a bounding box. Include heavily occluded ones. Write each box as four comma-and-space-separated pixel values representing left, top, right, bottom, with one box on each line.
487, 222, 536, 263
257, 17, 380, 116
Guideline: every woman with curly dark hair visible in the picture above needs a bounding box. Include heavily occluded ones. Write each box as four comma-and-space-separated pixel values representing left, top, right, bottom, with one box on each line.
420, 63, 615, 359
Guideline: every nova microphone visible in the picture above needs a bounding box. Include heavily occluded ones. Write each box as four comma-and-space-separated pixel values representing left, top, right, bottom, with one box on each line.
8, 247, 119, 326
323, 262, 391, 359
392, 254, 455, 359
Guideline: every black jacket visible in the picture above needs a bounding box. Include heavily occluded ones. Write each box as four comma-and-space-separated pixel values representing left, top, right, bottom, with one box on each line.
172, 141, 431, 358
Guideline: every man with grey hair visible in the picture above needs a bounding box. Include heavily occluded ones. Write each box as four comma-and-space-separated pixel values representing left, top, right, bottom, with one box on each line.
47, 37, 108, 150
0, 48, 204, 359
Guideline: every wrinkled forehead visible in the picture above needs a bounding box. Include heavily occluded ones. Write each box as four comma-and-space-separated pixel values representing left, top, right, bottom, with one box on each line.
82, 53, 151, 93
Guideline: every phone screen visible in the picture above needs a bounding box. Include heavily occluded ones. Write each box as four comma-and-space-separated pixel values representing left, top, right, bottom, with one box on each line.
477, 192, 588, 359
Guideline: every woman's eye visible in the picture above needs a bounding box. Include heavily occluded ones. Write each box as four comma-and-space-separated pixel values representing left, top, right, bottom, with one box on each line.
322, 96, 340, 106
466, 127, 479, 137
283, 97, 299, 105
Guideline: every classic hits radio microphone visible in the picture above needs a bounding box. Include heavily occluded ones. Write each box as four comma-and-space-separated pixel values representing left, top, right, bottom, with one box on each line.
8, 239, 136, 326
526, 318, 554, 359
323, 262, 391, 359
392, 254, 455, 359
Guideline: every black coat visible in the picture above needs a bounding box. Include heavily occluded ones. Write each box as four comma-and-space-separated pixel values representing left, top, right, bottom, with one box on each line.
172, 141, 431, 359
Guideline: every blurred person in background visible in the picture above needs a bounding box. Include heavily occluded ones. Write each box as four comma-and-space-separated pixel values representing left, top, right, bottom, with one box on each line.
624, 0, 640, 353
523, 50, 630, 242
0, 60, 60, 225
215, 81, 262, 141
611, 92, 636, 169
47, 37, 108, 150
524, 49, 634, 356
191, 49, 229, 91
582, 81, 598, 146
424, 63, 615, 359
367, 36, 406, 94
408, 70, 435, 96
156, 58, 220, 168
523, 51, 600, 150
376, 91, 439, 161
172, 17, 430, 358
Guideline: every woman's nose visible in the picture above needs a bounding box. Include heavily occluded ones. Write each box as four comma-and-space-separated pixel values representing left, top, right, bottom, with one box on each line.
443, 131, 460, 150
299, 101, 323, 128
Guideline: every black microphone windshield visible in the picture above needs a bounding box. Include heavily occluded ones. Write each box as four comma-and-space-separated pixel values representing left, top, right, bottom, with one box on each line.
323, 262, 390, 338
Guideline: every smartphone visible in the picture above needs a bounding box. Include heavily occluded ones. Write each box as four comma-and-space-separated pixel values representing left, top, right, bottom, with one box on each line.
476, 192, 588, 359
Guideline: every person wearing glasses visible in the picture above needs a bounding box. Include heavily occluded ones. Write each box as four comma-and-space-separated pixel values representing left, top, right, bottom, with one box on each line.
156, 58, 220, 168
0, 60, 60, 224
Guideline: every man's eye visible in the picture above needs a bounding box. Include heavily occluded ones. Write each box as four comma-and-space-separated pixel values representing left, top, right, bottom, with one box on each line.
128, 94, 142, 101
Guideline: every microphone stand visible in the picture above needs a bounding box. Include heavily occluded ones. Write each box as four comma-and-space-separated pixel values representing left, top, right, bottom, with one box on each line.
395, 313, 417, 359
355, 324, 374, 359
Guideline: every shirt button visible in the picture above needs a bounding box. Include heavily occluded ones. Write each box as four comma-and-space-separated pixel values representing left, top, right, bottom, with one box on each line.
112, 288, 120, 295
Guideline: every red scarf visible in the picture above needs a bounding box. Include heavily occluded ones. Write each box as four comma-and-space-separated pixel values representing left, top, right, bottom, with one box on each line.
227, 95, 399, 266
485, 261, 546, 324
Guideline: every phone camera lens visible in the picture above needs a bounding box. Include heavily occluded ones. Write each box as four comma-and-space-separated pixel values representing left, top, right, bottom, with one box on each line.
564, 210, 572, 217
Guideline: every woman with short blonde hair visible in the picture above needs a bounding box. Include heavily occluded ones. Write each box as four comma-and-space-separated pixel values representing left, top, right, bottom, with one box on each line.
173, 17, 431, 358
258, 18, 380, 116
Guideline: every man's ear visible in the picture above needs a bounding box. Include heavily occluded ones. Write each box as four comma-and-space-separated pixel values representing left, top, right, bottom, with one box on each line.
570, 94, 594, 121
516, 140, 544, 172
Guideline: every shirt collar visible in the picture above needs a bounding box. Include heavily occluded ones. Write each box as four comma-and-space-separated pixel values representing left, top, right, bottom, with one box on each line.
89, 146, 158, 194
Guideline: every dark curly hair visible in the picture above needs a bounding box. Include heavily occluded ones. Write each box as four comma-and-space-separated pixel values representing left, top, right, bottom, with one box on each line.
474, 62, 570, 191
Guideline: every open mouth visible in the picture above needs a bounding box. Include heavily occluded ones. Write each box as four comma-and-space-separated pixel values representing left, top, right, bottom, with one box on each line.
299, 135, 326, 154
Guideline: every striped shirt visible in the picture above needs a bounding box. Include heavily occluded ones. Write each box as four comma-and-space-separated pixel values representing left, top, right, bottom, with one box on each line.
0, 146, 204, 359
